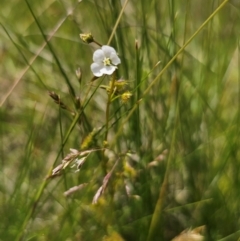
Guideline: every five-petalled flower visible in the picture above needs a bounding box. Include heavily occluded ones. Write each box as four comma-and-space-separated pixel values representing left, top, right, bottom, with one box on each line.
91, 45, 121, 77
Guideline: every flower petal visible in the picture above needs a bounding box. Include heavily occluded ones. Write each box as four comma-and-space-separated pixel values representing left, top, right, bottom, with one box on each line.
110, 53, 121, 65
93, 49, 105, 63
91, 63, 104, 77
102, 45, 117, 58
100, 65, 116, 75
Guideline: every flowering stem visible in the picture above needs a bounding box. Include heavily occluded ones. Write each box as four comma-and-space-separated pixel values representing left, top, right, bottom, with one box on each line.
93, 39, 102, 47
111, 95, 121, 102
104, 74, 116, 142
134, 39, 141, 152
102, 73, 116, 174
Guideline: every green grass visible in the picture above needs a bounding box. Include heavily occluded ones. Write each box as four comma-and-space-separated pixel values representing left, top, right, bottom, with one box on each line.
1, 0, 240, 240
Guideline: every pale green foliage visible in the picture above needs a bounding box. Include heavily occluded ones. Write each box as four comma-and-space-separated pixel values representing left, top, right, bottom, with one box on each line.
1, 0, 240, 240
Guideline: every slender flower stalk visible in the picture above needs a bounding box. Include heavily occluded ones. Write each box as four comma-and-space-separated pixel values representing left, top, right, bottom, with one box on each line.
104, 74, 116, 143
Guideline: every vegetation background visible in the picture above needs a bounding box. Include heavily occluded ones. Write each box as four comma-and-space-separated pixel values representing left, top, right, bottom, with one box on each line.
1, 0, 240, 240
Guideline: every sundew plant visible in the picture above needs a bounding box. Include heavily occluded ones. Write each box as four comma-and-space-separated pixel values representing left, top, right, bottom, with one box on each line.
1, 0, 240, 240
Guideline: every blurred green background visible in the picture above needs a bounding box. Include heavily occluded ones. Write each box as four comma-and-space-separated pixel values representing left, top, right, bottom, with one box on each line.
1, 0, 240, 240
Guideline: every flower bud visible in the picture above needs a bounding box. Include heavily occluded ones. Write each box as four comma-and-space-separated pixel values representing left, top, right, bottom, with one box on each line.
79, 33, 94, 44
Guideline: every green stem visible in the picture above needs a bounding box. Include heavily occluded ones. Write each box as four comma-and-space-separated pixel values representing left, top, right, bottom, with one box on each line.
135, 40, 141, 152
107, 0, 129, 45
102, 74, 116, 174
105, 75, 116, 142
146, 116, 177, 241
25, 0, 76, 99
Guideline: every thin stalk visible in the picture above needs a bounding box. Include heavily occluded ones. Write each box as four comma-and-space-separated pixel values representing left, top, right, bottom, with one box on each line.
25, 0, 77, 106
102, 74, 117, 174
0, 24, 47, 90
238, 39, 240, 128
134, 40, 142, 151
146, 100, 178, 241
107, 0, 129, 45
105, 75, 116, 142
0, 10, 71, 107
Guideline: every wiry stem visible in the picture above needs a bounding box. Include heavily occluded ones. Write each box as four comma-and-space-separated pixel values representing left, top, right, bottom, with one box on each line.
101, 73, 117, 174
104, 74, 116, 142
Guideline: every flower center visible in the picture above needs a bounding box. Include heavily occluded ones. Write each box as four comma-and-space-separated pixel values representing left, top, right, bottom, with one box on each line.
103, 57, 111, 66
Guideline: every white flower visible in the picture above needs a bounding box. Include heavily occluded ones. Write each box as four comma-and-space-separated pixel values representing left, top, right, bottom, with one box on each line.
91, 45, 121, 77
